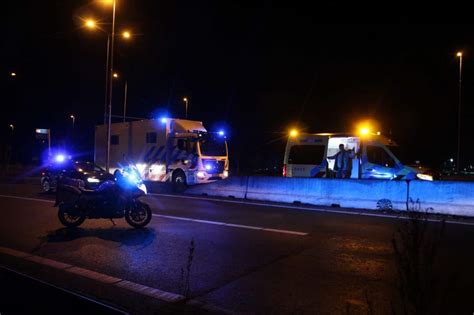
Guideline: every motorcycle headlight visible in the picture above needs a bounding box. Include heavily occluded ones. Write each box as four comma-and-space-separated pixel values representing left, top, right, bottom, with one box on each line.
416, 173, 433, 181
124, 172, 140, 184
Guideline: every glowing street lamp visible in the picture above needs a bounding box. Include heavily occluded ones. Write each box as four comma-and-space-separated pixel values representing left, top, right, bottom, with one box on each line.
9, 124, 14, 131
289, 129, 299, 137
85, 19, 96, 29
10, 72, 16, 77
122, 31, 131, 39
359, 127, 370, 136
113, 72, 119, 78
70, 115, 75, 128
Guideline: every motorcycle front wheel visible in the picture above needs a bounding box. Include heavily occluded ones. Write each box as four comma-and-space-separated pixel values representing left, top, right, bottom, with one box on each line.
125, 201, 152, 228
58, 204, 86, 228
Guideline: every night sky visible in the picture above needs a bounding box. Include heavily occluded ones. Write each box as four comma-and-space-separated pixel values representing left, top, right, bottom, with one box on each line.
1, 2, 473, 172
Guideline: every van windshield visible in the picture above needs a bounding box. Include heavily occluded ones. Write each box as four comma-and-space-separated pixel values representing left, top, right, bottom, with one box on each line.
386, 145, 405, 164
199, 137, 227, 157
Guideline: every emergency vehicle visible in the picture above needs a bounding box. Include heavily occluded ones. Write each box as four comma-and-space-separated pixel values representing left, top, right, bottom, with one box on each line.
283, 132, 433, 181
95, 119, 229, 190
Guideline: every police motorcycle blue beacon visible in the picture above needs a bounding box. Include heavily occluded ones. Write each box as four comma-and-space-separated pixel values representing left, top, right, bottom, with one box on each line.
54, 163, 152, 228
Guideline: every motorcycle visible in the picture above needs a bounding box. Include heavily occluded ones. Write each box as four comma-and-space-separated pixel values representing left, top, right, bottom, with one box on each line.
54, 165, 152, 228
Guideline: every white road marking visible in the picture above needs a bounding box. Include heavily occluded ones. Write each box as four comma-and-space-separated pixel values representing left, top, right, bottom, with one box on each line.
0, 246, 184, 304
1, 193, 473, 229
150, 193, 474, 227
153, 213, 308, 236
0, 194, 54, 204
0, 194, 308, 236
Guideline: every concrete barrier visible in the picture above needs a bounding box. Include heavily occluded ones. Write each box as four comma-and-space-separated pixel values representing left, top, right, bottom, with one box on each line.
186, 176, 248, 199
408, 180, 474, 216
186, 176, 474, 216
245, 177, 408, 210
187, 176, 408, 211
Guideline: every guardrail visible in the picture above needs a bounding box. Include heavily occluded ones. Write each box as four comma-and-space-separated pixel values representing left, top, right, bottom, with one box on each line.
186, 176, 474, 216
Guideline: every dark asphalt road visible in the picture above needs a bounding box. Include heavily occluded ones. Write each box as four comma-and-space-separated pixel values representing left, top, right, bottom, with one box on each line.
0, 182, 473, 314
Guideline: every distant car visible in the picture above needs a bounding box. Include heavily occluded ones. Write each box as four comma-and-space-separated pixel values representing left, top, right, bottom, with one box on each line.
406, 164, 441, 181
40, 160, 114, 192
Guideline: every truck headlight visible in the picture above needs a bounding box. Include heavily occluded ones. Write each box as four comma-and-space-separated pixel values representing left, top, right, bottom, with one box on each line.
87, 177, 100, 183
416, 173, 433, 181
150, 164, 165, 175
197, 171, 206, 179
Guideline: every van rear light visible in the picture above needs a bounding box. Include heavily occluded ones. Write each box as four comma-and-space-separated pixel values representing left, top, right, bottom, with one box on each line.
283, 164, 287, 177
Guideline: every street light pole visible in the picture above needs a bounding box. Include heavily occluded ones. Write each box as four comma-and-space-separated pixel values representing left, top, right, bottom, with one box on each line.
456, 52, 462, 174
70, 115, 75, 128
104, 34, 110, 125
105, 0, 116, 172
183, 97, 188, 119
123, 80, 128, 122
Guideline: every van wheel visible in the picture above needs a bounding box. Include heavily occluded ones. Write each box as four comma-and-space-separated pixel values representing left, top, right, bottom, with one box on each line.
172, 170, 187, 193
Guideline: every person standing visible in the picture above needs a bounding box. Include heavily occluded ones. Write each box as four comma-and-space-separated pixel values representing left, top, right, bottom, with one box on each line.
328, 144, 354, 178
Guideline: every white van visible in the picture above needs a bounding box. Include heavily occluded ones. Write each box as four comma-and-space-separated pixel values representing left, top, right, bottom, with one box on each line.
283, 132, 432, 180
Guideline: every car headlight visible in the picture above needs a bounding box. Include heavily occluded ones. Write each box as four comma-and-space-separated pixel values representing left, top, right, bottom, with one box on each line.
197, 171, 206, 178
417, 173, 433, 181
87, 177, 100, 183
223, 170, 229, 178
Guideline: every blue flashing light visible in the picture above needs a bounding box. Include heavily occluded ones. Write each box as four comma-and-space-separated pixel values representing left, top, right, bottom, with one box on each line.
218, 130, 225, 137
161, 117, 167, 124
123, 171, 140, 185
55, 154, 66, 163
127, 173, 139, 183
205, 164, 212, 171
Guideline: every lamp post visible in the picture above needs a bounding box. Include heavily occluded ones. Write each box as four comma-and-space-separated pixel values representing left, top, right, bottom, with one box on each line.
84, 19, 110, 125
183, 97, 188, 119
9, 124, 14, 132
105, 0, 117, 173
120, 31, 131, 123
456, 52, 462, 174
104, 34, 110, 124
123, 80, 128, 122
112, 72, 128, 122
70, 115, 75, 128
82, 2, 132, 172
